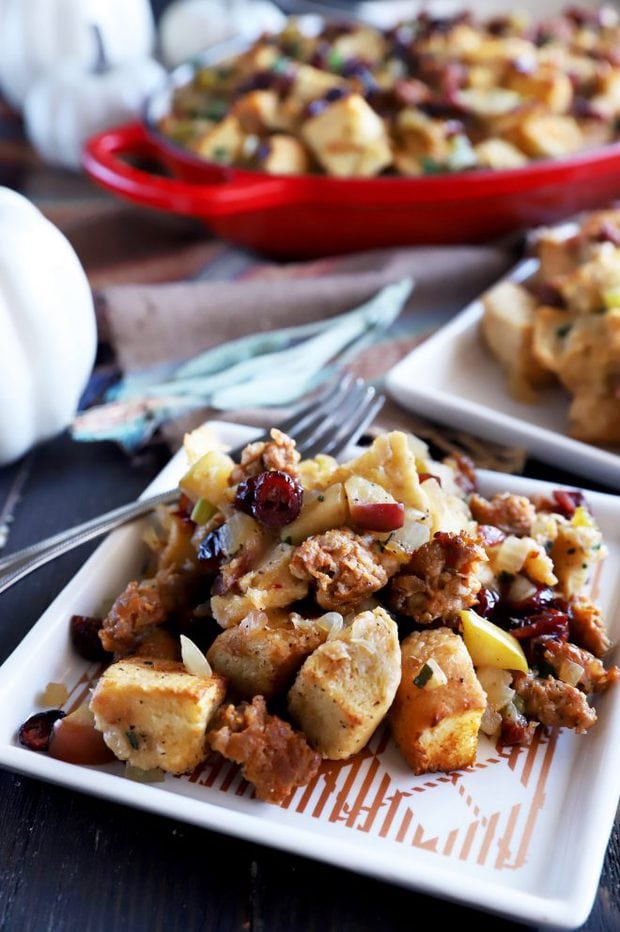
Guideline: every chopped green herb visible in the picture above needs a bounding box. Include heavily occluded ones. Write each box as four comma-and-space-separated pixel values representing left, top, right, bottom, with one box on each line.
126, 729, 140, 751
284, 536, 293, 545
556, 323, 572, 339
317, 495, 325, 502
413, 663, 433, 688
213, 146, 230, 161
203, 98, 228, 121
326, 49, 343, 71
544, 540, 553, 553
271, 55, 289, 74
421, 157, 443, 175
191, 498, 216, 525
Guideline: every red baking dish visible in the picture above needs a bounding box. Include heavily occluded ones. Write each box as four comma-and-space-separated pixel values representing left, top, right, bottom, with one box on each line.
82, 47, 620, 259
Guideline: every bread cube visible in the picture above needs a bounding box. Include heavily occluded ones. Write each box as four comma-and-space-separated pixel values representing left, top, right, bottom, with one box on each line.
288, 607, 400, 759
505, 112, 584, 159
390, 628, 486, 775
325, 431, 426, 510
258, 134, 310, 175
233, 90, 282, 134
395, 109, 452, 163
211, 543, 309, 628
90, 657, 227, 773
481, 279, 553, 402
301, 94, 392, 177
473, 138, 528, 170
505, 64, 573, 114
207, 611, 326, 699
193, 115, 246, 163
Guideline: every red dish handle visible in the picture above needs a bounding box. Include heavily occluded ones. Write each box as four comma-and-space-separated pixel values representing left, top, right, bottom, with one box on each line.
82, 122, 297, 218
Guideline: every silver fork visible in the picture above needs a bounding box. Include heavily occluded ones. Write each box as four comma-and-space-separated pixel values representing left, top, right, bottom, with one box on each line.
0, 376, 384, 595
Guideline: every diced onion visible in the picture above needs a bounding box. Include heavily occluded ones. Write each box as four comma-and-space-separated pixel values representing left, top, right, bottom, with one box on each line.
180, 634, 212, 678
239, 611, 268, 631
508, 574, 537, 604
559, 659, 584, 687
495, 536, 531, 575
476, 666, 515, 711
317, 612, 344, 639
480, 705, 502, 736
424, 658, 448, 690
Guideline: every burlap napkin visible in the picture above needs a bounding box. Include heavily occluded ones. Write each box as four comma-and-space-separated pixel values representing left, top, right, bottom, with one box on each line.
93, 242, 525, 471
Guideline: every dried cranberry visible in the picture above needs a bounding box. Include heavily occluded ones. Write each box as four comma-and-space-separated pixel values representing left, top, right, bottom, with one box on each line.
487, 16, 511, 36
325, 87, 348, 103
18, 710, 66, 752
305, 99, 329, 119
70, 615, 111, 662
509, 609, 569, 641
245, 470, 303, 528
475, 587, 499, 618
234, 476, 258, 515
198, 525, 226, 568
572, 96, 605, 120
505, 585, 557, 617
552, 489, 587, 518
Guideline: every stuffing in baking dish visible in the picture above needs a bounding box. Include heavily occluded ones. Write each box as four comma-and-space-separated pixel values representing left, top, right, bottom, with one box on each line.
481, 207, 620, 443
19, 426, 618, 804
158, 5, 620, 178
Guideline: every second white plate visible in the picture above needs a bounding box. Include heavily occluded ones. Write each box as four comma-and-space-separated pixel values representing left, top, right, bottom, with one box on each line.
385, 257, 620, 490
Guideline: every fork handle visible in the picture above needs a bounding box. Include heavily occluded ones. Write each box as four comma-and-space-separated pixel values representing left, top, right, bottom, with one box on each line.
0, 488, 179, 596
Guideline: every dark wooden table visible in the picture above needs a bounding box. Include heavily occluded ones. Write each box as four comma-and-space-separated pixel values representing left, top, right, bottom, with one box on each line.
0, 101, 618, 932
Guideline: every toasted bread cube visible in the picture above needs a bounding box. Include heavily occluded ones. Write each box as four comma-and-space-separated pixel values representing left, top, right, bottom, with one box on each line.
330, 25, 386, 65
395, 109, 452, 162
390, 628, 486, 775
301, 94, 392, 177
90, 657, 227, 774
325, 431, 426, 510
211, 543, 309, 628
193, 115, 246, 163
532, 306, 573, 374
207, 611, 327, 699
505, 112, 584, 159
534, 230, 582, 280
505, 64, 573, 114
288, 607, 400, 759
258, 134, 310, 175
473, 138, 528, 169
481, 279, 553, 402
232, 90, 282, 134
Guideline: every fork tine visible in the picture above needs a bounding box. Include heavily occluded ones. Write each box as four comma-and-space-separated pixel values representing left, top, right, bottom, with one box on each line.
292, 376, 364, 456
275, 371, 352, 439
320, 391, 385, 458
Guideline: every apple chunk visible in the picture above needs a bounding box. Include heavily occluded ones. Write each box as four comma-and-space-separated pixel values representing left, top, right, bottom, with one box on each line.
49, 701, 115, 765
344, 476, 405, 532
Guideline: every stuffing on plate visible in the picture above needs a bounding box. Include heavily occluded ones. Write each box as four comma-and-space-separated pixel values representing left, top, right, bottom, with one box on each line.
158, 5, 620, 178
18, 427, 618, 804
481, 207, 620, 443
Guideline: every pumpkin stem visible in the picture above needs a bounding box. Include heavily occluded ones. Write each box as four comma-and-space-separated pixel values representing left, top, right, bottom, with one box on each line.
91, 24, 108, 75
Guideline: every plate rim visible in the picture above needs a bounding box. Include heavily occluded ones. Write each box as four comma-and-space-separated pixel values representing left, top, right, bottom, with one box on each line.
0, 421, 618, 930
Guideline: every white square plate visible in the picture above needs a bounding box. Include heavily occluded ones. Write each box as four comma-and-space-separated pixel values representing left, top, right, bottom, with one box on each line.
385, 258, 620, 490
0, 422, 618, 929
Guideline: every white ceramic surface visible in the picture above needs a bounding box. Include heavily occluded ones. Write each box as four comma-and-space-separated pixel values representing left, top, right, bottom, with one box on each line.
385, 258, 620, 490
0, 422, 618, 929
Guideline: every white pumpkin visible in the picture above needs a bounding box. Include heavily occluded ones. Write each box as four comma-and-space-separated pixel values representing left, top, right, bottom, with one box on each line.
0, 0, 155, 111
160, 0, 286, 68
0, 188, 97, 465
24, 32, 165, 172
